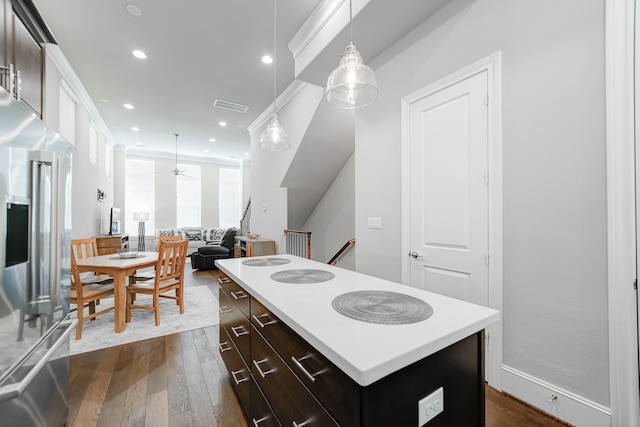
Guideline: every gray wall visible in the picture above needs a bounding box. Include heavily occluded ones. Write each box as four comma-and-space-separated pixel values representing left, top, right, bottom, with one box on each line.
355, 0, 608, 405
303, 153, 355, 268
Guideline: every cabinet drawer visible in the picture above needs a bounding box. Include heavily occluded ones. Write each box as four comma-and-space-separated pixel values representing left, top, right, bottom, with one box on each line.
218, 273, 250, 317
251, 324, 339, 427
250, 375, 282, 427
219, 324, 250, 417
251, 298, 359, 426
219, 289, 251, 363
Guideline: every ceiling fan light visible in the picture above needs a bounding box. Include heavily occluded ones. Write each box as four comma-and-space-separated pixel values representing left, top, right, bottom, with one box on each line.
326, 43, 378, 109
259, 115, 290, 151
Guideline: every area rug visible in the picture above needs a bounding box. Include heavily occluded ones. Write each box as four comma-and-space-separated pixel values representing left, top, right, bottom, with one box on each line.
70, 286, 219, 355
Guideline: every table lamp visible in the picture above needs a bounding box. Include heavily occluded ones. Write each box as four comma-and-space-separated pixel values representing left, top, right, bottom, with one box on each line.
134, 211, 149, 251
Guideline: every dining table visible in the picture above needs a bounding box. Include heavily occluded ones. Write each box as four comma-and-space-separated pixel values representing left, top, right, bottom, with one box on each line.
75, 251, 158, 333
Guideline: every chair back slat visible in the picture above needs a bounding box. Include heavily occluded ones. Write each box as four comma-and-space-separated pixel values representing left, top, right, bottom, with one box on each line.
155, 239, 189, 289
71, 237, 99, 260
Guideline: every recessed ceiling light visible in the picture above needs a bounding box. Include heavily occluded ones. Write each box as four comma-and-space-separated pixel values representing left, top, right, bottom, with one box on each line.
209, 138, 216, 142
100, 99, 109, 103
244, 152, 249, 156
135, 141, 144, 146
124, 103, 134, 110
131, 126, 140, 131
204, 149, 209, 153
126, 4, 142, 16
219, 121, 227, 127
262, 55, 273, 64
132, 50, 147, 59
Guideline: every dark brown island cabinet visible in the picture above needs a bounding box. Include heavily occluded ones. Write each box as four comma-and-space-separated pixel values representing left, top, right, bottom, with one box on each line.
216, 256, 498, 427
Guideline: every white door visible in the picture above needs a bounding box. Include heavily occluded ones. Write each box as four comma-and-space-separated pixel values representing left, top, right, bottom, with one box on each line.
408, 71, 489, 307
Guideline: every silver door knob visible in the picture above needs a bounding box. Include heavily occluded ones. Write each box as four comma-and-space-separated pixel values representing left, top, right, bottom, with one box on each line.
409, 251, 419, 258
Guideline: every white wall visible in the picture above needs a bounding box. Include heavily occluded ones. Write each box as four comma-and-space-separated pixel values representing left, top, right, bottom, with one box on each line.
249, 83, 324, 252
355, 0, 608, 407
303, 154, 355, 268
43, 52, 114, 239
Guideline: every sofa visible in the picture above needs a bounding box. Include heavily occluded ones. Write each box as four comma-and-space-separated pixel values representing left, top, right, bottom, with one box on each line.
190, 227, 238, 270
154, 226, 229, 253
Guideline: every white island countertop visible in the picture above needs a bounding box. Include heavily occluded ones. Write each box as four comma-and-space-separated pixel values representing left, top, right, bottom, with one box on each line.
216, 255, 500, 386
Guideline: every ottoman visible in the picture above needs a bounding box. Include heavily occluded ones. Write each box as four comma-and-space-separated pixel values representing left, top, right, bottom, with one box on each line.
190, 245, 232, 270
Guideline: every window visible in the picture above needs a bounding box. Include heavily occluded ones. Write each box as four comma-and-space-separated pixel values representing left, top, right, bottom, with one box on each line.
59, 81, 76, 145
125, 159, 154, 235
89, 122, 98, 165
105, 144, 112, 177
219, 168, 240, 229
176, 164, 201, 227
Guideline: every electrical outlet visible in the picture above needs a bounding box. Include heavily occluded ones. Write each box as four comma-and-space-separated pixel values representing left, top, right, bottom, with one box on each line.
418, 387, 444, 426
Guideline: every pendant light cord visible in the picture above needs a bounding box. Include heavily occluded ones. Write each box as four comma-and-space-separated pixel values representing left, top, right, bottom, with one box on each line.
273, 0, 277, 115
349, 0, 353, 43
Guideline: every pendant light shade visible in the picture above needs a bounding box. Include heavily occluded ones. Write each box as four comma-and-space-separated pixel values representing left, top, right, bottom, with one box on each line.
325, 0, 378, 109
260, 0, 290, 151
325, 42, 378, 109
259, 114, 290, 150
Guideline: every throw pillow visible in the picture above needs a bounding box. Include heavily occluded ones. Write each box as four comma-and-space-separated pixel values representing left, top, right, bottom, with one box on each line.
183, 227, 203, 241
158, 229, 175, 236
210, 228, 225, 241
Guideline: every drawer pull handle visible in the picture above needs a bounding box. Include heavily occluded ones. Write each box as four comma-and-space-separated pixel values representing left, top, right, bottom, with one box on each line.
252, 313, 277, 328
218, 277, 232, 284
291, 355, 327, 383
231, 290, 248, 300
219, 306, 232, 315
231, 369, 249, 385
218, 341, 232, 353
292, 420, 312, 427
252, 416, 269, 426
231, 325, 249, 337
253, 358, 276, 378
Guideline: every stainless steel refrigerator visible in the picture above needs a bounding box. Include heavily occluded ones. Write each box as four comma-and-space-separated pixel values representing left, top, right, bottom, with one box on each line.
0, 87, 76, 426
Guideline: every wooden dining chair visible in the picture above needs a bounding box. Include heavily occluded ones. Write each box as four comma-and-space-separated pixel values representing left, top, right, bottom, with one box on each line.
129, 234, 183, 285
70, 252, 115, 339
71, 237, 114, 285
126, 239, 189, 326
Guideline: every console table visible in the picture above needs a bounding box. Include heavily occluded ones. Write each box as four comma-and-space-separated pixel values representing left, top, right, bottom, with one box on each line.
234, 236, 275, 258
95, 234, 129, 255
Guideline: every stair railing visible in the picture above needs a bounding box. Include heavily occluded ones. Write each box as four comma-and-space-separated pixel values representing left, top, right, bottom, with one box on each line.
328, 238, 355, 265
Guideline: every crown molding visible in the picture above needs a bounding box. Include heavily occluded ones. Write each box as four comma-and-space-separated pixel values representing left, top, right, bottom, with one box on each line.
246, 79, 309, 134
288, 0, 343, 62
125, 148, 242, 168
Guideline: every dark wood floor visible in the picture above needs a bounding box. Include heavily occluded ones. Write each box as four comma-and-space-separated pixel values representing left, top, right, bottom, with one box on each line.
68, 268, 571, 427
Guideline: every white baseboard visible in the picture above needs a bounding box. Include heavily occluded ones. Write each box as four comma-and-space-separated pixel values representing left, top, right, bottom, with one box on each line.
501, 365, 611, 427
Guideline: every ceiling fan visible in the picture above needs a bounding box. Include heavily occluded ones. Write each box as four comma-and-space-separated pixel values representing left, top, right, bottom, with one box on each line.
170, 133, 192, 178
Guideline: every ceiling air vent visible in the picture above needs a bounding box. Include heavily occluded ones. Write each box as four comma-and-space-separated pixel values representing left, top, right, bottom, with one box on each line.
213, 99, 249, 114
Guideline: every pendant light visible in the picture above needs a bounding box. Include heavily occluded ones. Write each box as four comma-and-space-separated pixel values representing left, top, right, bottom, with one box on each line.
325, 0, 378, 109
259, 0, 290, 151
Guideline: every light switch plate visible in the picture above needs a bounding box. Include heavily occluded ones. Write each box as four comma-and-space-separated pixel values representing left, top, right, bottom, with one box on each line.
418, 387, 444, 426
367, 217, 382, 229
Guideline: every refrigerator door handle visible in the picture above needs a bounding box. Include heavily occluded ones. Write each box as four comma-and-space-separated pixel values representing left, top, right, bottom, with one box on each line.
29, 151, 59, 310
0, 318, 77, 402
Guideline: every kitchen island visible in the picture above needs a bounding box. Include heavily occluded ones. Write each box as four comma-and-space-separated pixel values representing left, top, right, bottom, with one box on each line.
215, 255, 499, 427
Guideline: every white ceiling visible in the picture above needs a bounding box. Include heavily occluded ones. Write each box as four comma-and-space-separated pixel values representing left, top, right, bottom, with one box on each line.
31, 0, 323, 163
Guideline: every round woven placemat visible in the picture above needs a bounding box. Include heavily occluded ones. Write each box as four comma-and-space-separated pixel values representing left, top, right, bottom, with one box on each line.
270, 269, 335, 284
331, 290, 433, 325
242, 258, 291, 266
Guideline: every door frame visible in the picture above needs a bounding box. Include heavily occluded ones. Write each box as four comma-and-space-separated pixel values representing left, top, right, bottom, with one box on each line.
400, 52, 503, 388
606, 0, 640, 425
